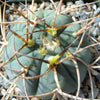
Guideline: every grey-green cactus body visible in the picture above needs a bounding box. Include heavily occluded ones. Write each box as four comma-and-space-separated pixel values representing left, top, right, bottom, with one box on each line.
3, 10, 92, 99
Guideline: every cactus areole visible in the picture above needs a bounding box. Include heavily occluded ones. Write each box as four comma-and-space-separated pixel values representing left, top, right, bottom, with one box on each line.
3, 10, 92, 99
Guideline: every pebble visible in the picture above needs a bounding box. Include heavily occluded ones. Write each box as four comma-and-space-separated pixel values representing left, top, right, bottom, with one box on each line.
92, 4, 97, 11
1, 88, 6, 95
94, 7, 100, 15
31, 98, 40, 100
9, 3, 16, 11
90, 27, 100, 37
67, 1, 73, 6
9, 14, 14, 21
99, 22, 100, 27
75, 0, 84, 5
97, 36, 100, 42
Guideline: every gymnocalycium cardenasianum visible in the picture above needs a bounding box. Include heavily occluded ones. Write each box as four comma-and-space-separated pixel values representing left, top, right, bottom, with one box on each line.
2, 10, 92, 99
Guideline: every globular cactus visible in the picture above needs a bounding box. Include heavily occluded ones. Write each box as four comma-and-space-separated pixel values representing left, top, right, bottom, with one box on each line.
1, 1, 93, 100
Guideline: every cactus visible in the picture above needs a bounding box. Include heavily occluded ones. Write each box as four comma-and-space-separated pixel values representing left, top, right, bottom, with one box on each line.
1, 0, 94, 100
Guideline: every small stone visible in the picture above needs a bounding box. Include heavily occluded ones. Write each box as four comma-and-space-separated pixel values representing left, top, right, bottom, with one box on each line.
99, 22, 100, 27
93, 18, 100, 27
94, 7, 100, 16
6, 9, 10, 14
97, 36, 100, 42
90, 27, 100, 37
31, 98, 40, 100
92, 4, 97, 11
18, 7, 22, 12
67, 2, 73, 6
75, 0, 84, 5
14, 87, 21, 95
9, 15, 14, 21
1, 88, 6, 95
9, 3, 15, 11
61, 5, 66, 11
39, 2, 45, 10
19, 4, 25, 9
